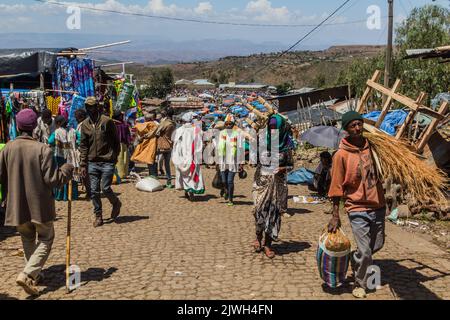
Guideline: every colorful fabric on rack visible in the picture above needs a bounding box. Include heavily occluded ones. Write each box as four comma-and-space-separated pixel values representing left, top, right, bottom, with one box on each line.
46, 96, 61, 116
115, 83, 135, 112
114, 80, 124, 96
54, 57, 95, 101
58, 101, 69, 120
8, 116, 17, 141
68, 95, 86, 129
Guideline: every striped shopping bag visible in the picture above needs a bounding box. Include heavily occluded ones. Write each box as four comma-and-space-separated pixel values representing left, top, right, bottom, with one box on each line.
317, 231, 350, 288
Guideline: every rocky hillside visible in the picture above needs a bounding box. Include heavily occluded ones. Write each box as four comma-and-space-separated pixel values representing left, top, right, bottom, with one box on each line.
126, 45, 385, 88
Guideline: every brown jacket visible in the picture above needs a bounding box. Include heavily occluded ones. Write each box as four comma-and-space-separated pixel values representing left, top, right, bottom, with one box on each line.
156, 118, 176, 152
0, 136, 72, 226
79, 115, 120, 167
328, 138, 385, 213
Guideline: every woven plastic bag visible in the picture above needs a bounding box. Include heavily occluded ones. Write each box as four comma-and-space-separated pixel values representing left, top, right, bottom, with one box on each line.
317, 228, 351, 288
131, 172, 164, 192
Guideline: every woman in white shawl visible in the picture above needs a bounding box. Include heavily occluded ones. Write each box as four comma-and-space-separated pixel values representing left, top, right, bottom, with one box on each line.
172, 112, 205, 201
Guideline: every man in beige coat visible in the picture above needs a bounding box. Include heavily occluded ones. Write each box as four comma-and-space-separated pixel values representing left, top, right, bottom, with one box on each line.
0, 108, 74, 296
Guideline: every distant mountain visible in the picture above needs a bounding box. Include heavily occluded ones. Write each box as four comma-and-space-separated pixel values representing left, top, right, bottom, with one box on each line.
0, 33, 302, 64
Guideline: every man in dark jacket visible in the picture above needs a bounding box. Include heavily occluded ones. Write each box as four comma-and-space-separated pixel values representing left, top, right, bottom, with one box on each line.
79, 97, 121, 227
0, 108, 74, 296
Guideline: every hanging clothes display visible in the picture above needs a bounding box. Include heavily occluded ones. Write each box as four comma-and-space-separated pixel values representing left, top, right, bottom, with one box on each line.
58, 100, 69, 120
0, 98, 7, 143
68, 95, 86, 129
46, 95, 61, 116
115, 82, 135, 112
53, 57, 95, 101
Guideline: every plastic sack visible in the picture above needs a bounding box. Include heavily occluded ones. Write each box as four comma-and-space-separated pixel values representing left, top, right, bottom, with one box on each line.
324, 228, 351, 252
212, 169, 223, 189
131, 172, 164, 192
317, 228, 351, 288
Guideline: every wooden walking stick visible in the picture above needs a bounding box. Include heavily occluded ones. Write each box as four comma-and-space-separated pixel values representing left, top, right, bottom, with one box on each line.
65, 180, 72, 293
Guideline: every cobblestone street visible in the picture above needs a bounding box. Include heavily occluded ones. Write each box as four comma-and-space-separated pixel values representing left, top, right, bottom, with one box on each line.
1, 166, 449, 300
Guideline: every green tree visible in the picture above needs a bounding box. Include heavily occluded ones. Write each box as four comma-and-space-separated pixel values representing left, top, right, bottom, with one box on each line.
395, 4, 450, 103
142, 67, 174, 99
276, 82, 293, 95
218, 71, 229, 84
314, 73, 327, 88
336, 4, 449, 105
335, 54, 389, 97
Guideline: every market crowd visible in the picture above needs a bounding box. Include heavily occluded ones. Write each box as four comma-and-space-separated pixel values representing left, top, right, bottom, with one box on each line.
0, 96, 386, 300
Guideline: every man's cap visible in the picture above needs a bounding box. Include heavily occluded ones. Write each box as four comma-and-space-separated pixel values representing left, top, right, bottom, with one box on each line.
341, 110, 363, 130
16, 108, 38, 132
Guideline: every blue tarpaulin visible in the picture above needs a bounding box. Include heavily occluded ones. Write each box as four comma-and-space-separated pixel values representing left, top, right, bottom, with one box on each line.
287, 167, 315, 185
363, 109, 408, 136
251, 101, 268, 112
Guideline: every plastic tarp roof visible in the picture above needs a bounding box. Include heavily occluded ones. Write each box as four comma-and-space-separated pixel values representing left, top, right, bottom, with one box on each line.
0, 48, 72, 77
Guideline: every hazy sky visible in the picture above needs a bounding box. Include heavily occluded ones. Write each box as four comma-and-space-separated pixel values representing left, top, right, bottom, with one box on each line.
0, 0, 448, 46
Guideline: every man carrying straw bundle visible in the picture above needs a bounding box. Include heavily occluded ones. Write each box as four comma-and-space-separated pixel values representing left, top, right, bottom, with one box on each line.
327, 111, 386, 299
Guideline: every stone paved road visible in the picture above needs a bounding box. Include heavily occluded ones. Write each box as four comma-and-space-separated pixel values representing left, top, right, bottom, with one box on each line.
0, 166, 449, 300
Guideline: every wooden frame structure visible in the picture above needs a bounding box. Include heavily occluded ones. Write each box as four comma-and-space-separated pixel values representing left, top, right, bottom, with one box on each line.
356, 70, 449, 153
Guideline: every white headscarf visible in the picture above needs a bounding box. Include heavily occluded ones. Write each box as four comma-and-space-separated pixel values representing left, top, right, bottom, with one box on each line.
181, 111, 197, 123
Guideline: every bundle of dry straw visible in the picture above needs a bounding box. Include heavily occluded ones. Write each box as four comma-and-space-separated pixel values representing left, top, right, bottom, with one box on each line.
365, 132, 448, 206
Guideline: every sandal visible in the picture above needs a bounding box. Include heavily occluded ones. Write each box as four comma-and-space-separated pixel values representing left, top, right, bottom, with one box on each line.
263, 246, 275, 259
253, 240, 262, 253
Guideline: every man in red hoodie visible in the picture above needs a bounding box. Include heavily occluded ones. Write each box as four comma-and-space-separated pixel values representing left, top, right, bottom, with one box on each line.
328, 111, 386, 299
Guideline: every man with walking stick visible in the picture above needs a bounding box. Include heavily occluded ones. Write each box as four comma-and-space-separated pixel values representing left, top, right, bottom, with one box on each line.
0, 109, 74, 296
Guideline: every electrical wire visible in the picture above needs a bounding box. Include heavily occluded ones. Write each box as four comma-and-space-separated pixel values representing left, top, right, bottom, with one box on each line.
34, 0, 378, 28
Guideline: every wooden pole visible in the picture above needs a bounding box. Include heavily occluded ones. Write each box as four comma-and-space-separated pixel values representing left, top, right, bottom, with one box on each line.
412, 112, 421, 142
357, 70, 382, 113
375, 78, 402, 128
296, 101, 303, 126
66, 180, 73, 294
416, 100, 449, 153
307, 98, 313, 124
384, 0, 394, 100
395, 92, 427, 140
40, 73, 45, 91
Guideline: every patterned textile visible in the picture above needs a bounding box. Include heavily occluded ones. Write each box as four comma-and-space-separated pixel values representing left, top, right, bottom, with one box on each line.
172, 123, 205, 194
53, 156, 79, 201
252, 165, 287, 240
58, 101, 69, 120
217, 129, 243, 173
46, 96, 61, 116
51, 127, 79, 168
115, 83, 135, 112
53, 57, 95, 101
267, 113, 294, 154
68, 95, 86, 129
